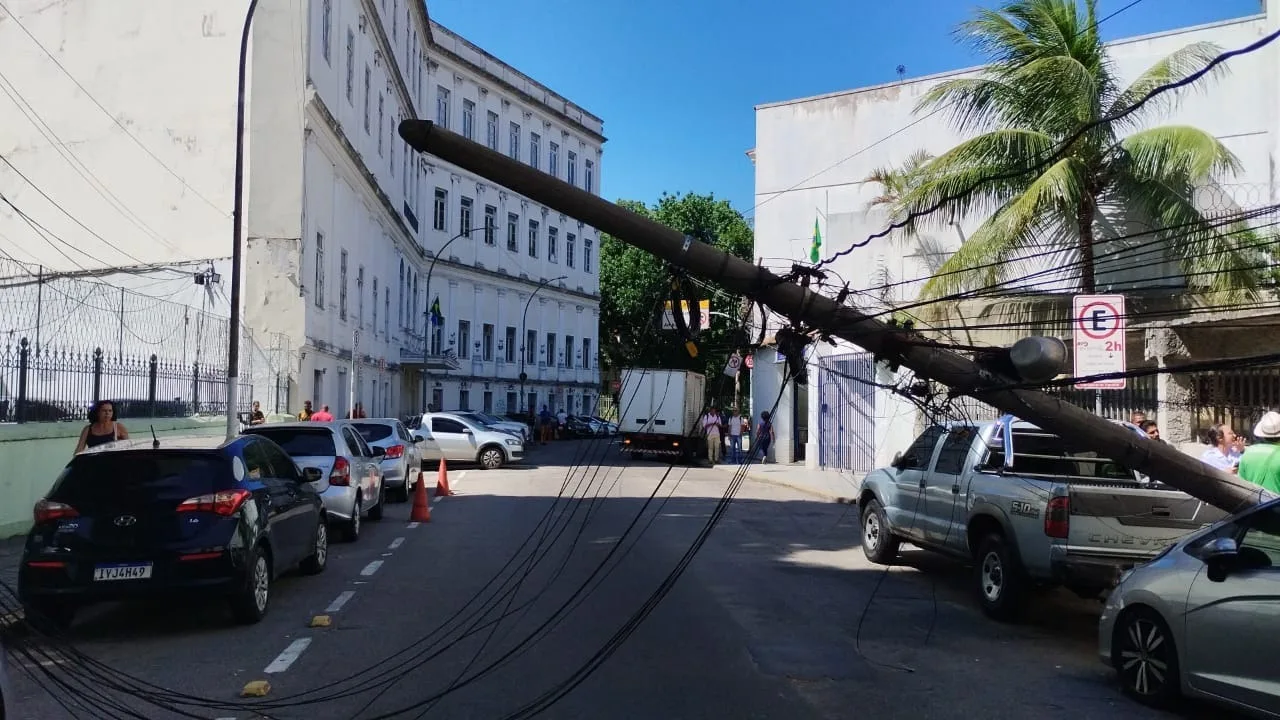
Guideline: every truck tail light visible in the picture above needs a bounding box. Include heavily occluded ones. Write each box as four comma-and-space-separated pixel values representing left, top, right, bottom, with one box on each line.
1044, 496, 1070, 539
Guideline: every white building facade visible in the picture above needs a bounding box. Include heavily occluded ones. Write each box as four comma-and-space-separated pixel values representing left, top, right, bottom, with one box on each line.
750, 5, 1280, 471
0, 0, 604, 420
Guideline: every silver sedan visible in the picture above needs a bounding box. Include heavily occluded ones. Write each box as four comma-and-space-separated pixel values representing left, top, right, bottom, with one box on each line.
1099, 495, 1280, 717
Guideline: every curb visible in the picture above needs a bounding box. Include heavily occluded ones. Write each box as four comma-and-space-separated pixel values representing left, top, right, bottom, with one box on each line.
710, 464, 859, 506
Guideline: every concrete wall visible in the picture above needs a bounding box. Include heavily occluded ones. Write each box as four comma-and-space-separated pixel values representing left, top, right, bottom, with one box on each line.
0, 415, 230, 539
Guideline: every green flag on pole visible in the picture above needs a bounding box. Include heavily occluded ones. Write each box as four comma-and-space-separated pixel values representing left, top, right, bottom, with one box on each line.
809, 217, 822, 263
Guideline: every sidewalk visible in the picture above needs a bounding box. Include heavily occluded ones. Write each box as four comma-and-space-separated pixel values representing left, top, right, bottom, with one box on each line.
1, 534, 21, 595
711, 461, 862, 505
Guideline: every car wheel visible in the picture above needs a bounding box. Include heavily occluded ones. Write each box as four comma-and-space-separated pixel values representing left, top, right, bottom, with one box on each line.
229, 548, 271, 624
397, 472, 412, 502
300, 519, 329, 575
23, 599, 76, 635
345, 496, 362, 542
368, 483, 385, 521
479, 446, 505, 470
974, 533, 1028, 622
1113, 607, 1181, 708
860, 499, 900, 564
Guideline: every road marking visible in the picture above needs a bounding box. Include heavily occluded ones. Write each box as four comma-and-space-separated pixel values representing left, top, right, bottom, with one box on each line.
325, 590, 355, 613
264, 638, 311, 674
360, 560, 384, 576
388, 537, 405, 550
407, 522, 420, 529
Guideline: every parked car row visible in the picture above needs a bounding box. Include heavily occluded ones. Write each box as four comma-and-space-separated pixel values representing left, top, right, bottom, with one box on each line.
858, 416, 1280, 718
15, 413, 526, 634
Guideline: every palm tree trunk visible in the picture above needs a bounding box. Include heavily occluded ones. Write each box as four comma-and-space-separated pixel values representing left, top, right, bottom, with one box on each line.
1077, 196, 1098, 293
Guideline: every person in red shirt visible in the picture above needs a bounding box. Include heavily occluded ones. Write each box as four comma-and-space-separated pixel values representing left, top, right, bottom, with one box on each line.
310, 405, 335, 422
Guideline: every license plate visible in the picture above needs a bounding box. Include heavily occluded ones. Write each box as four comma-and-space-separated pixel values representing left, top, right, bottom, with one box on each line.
93, 563, 153, 582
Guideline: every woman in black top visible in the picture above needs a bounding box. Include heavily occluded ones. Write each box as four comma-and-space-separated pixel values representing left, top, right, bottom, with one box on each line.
74, 400, 130, 454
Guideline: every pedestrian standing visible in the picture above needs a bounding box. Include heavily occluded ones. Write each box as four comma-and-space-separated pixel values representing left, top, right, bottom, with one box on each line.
727, 407, 744, 463
539, 405, 554, 445
74, 400, 130, 455
1201, 424, 1240, 473
1238, 412, 1280, 494
297, 401, 314, 421
755, 410, 774, 463
249, 400, 266, 425
701, 404, 722, 464
310, 405, 335, 422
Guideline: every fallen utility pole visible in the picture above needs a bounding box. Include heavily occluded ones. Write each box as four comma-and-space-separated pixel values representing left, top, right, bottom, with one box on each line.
399, 119, 1271, 515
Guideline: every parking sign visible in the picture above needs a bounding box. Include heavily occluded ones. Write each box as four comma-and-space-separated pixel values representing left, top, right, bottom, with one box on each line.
1073, 294, 1126, 390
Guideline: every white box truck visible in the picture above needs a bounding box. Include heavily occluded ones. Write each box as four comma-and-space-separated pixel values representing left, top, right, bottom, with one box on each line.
618, 368, 707, 463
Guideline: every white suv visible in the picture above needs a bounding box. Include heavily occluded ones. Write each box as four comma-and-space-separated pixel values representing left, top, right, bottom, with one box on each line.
416, 412, 524, 470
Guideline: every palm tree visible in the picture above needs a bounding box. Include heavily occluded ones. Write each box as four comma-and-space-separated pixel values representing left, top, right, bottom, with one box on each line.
892, 0, 1270, 302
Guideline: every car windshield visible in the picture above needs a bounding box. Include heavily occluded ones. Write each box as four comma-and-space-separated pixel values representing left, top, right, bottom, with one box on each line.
245, 428, 336, 456
51, 451, 230, 511
457, 412, 496, 427
352, 423, 394, 442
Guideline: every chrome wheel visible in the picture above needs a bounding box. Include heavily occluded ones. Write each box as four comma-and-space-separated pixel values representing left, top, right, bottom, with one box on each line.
351, 499, 361, 534
980, 551, 1004, 602
315, 522, 328, 566
863, 512, 881, 553
481, 448, 503, 469
1120, 616, 1171, 697
252, 556, 269, 613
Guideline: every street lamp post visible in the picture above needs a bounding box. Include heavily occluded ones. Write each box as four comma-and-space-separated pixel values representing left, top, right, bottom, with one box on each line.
224, 0, 260, 440
518, 275, 567, 416
420, 228, 475, 411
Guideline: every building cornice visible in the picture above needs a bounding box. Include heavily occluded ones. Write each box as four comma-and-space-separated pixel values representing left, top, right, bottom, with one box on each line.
306, 89, 601, 304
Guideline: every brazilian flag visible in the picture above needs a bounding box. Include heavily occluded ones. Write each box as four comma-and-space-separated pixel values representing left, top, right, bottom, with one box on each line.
809, 217, 822, 263
429, 296, 443, 326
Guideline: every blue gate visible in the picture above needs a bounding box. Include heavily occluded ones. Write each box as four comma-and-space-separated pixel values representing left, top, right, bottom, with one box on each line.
817, 352, 877, 473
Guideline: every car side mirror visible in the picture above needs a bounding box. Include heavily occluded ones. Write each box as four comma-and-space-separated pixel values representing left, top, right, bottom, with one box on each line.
463, 428, 474, 435
371, 446, 386, 457
302, 467, 324, 483
413, 434, 426, 443
891, 451, 903, 467
1203, 537, 1239, 582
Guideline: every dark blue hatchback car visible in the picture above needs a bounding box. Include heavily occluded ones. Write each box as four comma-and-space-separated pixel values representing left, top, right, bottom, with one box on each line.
18, 434, 328, 630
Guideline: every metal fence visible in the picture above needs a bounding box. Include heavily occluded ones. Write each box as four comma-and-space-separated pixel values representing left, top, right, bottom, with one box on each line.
1190, 368, 1280, 439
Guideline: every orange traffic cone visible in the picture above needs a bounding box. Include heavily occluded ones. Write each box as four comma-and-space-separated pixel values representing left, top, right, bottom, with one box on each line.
410, 470, 431, 522
435, 457, 454, 497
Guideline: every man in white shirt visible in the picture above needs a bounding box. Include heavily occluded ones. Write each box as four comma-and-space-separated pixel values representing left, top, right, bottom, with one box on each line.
727, 407, 745, 463
701, 404, 723, 464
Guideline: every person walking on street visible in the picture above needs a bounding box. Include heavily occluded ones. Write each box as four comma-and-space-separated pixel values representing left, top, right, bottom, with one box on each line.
74, 400, 130, 454
701, 404, 722, 465
755, 410, 774, 463
1237, 411, 1280, 495
727, 407, 744, 463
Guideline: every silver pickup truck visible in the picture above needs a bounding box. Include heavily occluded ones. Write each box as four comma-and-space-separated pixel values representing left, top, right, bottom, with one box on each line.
858, 416, 1227, 622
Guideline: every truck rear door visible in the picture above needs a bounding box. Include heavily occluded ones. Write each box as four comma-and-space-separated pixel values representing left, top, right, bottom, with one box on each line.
1066, 482, 1226, 559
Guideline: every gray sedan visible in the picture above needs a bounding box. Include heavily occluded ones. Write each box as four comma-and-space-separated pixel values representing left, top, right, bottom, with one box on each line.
1099, 495, 1280, 717
351, 418, 423, 502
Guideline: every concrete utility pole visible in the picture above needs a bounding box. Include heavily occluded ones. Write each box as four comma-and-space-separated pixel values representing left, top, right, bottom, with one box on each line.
399, 119, 1271, 514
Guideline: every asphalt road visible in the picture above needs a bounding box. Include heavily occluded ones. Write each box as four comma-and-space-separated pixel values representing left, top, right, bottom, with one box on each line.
1, 439, 1246, 719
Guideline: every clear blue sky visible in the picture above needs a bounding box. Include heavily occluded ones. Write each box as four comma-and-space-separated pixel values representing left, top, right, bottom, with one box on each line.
427, 0, 1264, 219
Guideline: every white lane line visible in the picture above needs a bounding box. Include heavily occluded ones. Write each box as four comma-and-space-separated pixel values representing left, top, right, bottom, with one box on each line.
264, 638, 312, 674
360, 560, 384, 576
407, 522, 420, 529
325, 590, 355, 613
388, 537, 405, 550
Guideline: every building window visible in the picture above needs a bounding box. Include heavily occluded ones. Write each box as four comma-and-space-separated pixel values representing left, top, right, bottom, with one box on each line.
482, 323, 494, 361
584, 237, 593, 272
398, 260, 405, 328
391, 0, 398, 36
508, 122, 520, 159
582, 338, 591, 370
384, 287, 390, 336
585, 159, 594, 193
547, 227, 558, 264
462, 99, 475, 141
314, 232, 325, 309
483, 205, 497, 245
357, 266, 365, 323
459, 389, 470, 411
372, 277, 380, 334
567, 151, 577, 185
436, 86, 450, 129
377, 94, 385, 156
525, 329, 536, 365
565, 335, 575, 369
506, 212, 519, 252
549, 142, 559, 178
459, 196, 473, 237
487, 111, 499, 150
529, 133, 540, 170
430, 316, 441, 356
566, 233, 576, 269
390, 119, 396, 174
458, 320, 470, 360
505, 326, 516, 363
412, 273, 420, 333
339, 249, 349, 320
527, 219, 539, 258
433, 188, 448, 231
321, 0, 332, 64
363, 65, 371, 133
345, 30, 354, 104
546, 333, 557, 368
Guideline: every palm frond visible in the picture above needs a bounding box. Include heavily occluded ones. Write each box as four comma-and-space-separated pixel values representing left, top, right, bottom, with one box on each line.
1106, 42, 1225, 127
1118, 126, 1240, 186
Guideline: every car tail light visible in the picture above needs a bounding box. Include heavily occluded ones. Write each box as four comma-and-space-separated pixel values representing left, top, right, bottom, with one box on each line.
384, 444, 405, 459
329, 457, 351, 486
1044, 496, 1070, 539
177, 489, 252, 516
34, 500, 78, 524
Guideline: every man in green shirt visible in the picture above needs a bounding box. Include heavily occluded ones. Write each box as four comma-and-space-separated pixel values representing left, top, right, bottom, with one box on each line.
1237, 412, 1280, 495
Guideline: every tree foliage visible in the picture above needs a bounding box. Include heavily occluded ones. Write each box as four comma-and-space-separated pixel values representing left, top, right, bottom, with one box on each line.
599, 192, 754, 401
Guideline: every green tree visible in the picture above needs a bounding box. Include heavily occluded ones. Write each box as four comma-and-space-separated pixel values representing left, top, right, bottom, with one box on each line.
599, 192, 754, 400
892, 0, 1270, 302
